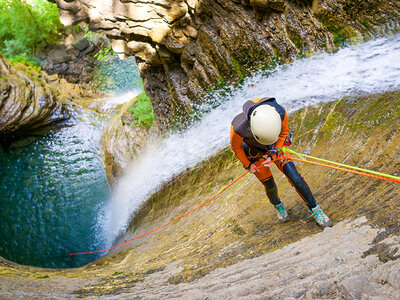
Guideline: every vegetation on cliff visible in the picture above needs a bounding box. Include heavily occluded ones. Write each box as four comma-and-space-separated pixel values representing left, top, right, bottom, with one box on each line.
51, 0, 400, 130
0, 0, 121, 84
125, 91, 154, 129
0, 0, 62, 67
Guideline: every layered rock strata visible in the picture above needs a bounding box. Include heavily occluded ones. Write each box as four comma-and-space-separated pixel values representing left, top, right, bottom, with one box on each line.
53, 0, 400, 129
0, 55, 99, 143
102, 100, 156, 185
36, 30, 109, 84
0, 56, 71, 142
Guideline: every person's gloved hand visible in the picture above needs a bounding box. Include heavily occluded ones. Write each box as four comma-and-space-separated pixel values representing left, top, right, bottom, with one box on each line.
247, 163, 260, 173
261, 156, 273, 168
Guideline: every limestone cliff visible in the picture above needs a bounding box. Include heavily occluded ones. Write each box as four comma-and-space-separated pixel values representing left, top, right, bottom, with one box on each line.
0, 91, 399, 298
53, 0, 400, 129
0, 55, 100, 143
0, 56, 71, 142
102, 99, 156, 185
36, 27, 110, 84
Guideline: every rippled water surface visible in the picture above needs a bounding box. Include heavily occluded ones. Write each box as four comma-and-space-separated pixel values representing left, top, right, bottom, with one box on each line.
0, 114, 109, 268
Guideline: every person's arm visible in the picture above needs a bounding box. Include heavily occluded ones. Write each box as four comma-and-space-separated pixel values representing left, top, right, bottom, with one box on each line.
230, 125, 252, 169
273, 110, 289, 149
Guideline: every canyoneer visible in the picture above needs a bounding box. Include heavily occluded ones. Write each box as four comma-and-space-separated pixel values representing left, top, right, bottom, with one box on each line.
230, 97, 332, 228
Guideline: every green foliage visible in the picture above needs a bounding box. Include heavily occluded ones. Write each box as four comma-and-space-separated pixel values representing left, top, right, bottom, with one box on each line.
0, 0, 62, 65
82, 23, 102, 42
82, 23, 114, 62
127, 91, 154, 129
94, 46, 113, 61
8, 54, 42, 72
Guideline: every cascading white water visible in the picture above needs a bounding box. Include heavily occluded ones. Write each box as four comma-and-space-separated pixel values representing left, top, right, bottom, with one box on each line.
102, 33, 400, 246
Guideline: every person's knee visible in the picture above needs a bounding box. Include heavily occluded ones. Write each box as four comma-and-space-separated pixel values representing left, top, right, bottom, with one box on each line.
262, 177, 280, 205
283, 162, 303, 184
262, 177, 275, 189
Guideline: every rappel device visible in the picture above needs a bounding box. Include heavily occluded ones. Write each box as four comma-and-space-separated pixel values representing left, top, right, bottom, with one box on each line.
283, 132, 293, 147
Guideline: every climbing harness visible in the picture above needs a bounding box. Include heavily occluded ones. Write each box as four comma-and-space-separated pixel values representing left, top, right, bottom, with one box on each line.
69, 148, 399, 256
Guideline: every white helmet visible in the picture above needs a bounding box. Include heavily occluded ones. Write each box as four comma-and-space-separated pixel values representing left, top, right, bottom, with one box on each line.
250, 105, 282, 145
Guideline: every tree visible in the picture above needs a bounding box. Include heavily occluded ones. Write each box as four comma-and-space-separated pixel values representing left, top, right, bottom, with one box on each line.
0, 0, 63, 65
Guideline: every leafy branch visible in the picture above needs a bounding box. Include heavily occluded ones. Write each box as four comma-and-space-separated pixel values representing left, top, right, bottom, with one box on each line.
81, 23, 114, 62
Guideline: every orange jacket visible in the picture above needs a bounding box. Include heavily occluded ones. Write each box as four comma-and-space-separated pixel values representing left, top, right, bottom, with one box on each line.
230, 97, 289, 168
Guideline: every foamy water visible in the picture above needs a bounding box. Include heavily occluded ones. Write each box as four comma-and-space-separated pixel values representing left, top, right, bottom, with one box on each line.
102, 34, 400, 246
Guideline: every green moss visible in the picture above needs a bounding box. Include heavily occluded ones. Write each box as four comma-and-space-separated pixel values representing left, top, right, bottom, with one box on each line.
322, 110, 346, 138
304, 104, 329, 129
233, 40, 271, 71
217, 76, 226, 87
289, 33, 303, 53
230, 57, 245, 82
319, 15, 348, 47
112, 271, 123, 276
289, 102, 334, 140
292, 93, 400, 143
259, 56, 281, 77
318, 15, 361, 48
126, 91, 154, 129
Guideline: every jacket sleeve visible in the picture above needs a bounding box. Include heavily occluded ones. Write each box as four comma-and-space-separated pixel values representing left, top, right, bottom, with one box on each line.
273, 110, 289, 149
230, 124, 252, 168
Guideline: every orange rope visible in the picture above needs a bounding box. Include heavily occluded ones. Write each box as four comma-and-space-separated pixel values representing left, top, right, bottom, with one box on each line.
69, 171, 249, 255
69, 159, 280, 256
290, 156, 400, 184
69, 153, 398, 256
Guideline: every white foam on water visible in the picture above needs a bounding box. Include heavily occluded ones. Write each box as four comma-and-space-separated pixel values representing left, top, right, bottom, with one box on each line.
102, 34, 400, 246
100, 90, 141, 109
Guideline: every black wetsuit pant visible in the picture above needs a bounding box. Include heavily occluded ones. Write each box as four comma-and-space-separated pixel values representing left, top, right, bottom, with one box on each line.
262, 161, 317, 209
243, 142, 317, 209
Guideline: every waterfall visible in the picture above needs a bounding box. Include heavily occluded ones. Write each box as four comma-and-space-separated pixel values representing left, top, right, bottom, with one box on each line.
103, 33, 400, 246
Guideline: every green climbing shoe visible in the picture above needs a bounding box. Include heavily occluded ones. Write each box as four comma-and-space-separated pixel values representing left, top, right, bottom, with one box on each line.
274, 202, 290, 223
309, 205, 332, 228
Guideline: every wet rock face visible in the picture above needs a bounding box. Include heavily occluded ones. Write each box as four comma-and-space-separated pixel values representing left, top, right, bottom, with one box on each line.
0, 92, 399, 298
102, 100, 157, 185
54, 0, 400, 129
0, 56, 72, 142
36, 32, 108, 84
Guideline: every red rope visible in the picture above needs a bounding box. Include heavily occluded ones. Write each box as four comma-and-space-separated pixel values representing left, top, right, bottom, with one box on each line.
69, 170, 250, 256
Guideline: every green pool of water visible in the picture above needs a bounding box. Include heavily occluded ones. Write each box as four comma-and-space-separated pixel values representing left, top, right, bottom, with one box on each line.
0, 112, 110, 268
